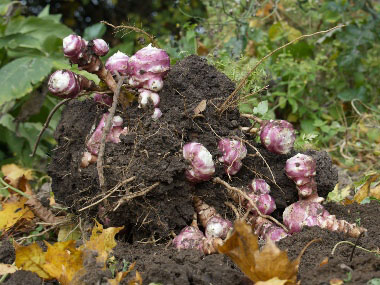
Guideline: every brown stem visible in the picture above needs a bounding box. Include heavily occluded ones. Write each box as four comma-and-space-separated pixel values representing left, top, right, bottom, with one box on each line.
31, 98, 72, 157
97, 75, 125, 200
212, 177, 288, 233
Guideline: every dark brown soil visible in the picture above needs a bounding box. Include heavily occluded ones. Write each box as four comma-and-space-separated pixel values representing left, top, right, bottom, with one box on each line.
48, 55, 337, 243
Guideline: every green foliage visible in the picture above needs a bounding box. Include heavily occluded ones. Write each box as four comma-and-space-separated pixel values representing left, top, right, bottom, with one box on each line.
201, 0, 380, 160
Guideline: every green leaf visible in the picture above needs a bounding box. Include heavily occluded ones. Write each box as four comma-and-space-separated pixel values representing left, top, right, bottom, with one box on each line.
0, 33, 41, 50
268, 22, 283, 41
253, 100, 268, 116
367, 278, 380, 285
83, 23, 106, 40
0, 57, 53, 105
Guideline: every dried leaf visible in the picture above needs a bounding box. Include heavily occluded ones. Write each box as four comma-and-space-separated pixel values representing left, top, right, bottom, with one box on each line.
369, 183, 380, 200
57, 223, 82, 242
108, 262, 142, 285
329, 278, 344, 285
353, 174, 380, 203
218, 221, 259, 281
25, 194, 63, 224
1, 164, 34, 187
0, 263, 18, 275
14, 242, 51, 279
14, 222, 123, 284
0, 197, 34, 231
327, 184, 351, 203
219, 220, 299, 284
193, 99, 207, 116
82, 220, 123, 264
319, 257, 329, 267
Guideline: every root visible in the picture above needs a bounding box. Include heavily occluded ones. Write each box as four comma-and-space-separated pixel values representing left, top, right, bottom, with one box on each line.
78, 176, 136, 212
212, 177, 288, 233
101, 21, 158, 48
97, 74, 125, 201
219, 25, 345, 113
31, 98, 72, 157
331, 240, 380, 257
113, 182, 160, 211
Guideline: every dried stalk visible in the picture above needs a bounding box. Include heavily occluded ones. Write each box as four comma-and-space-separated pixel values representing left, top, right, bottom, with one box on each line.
213, 177, 288, 232
97, 75, 125, 198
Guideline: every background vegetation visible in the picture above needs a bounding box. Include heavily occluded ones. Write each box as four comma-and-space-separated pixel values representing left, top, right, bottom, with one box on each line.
0, 0, 379, 174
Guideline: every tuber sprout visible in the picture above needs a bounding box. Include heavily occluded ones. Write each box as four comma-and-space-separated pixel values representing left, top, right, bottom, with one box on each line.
183, 142, 215, 183
105, 51, 129, 75
218, 138, 247, 175
151, 108, 162, 121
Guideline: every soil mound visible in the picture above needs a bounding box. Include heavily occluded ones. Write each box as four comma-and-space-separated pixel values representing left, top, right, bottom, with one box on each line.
48, 55, 337, 242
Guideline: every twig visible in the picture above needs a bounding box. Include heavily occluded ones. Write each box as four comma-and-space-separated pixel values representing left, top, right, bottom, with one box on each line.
219, 25, 345, 113
15, 224, 61, 243
212, 177, 288, 232
331, 240, 379, 256
101, 21, 159, 48
240, 113, 263, 124
31, 98, 72, 157
78, 176, 136, 212
97, 75, 125, 199
113, 182, 160, 211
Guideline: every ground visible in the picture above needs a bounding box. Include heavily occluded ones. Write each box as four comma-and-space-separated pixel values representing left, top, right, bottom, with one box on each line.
1, 55, 378, 284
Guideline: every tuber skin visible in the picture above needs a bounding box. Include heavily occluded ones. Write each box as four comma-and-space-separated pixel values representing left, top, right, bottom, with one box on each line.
182, 142, 215, 183
105, 51, 129, 75
86, 113, 128, 156
285, 153, 323, 202
93, 93, 113, 106
48, 70, 99, 98
218, 138, 247, 175
283, 200, 366, 238
193, 196, 232, 240
92, 39, 109, 57
260, 120, 296, 155
138, 89, 160, 108
128, 44, 170, 91
246, 179, 276, 215
63, 34, 86, 60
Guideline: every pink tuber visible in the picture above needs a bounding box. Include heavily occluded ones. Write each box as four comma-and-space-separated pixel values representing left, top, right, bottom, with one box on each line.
285, 153, 323, 202
92, 39, 109, 56
193, 196, 232, 240
128, 44, 170, 91
138, 89, 160, 108
246, 179, 276, 215
218, 138, 247, 175
48, 70, 98, 98
260, 120, 296, 155
63, 34, 87, 60
86, 113, 128, 156
105, 51, 130, 75
283, 200, 366, 238
182, 142, 215, 183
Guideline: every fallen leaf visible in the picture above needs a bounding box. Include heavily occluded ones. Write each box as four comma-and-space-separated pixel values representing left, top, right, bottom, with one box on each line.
369, 183, 380, 200
0, 263, 18, 275
14, 222, 124, 284
218, 220, 300, 284
0, 197, 34, 231
353, 174, 380, 203
327, 184, 352, 203
14, 242, 51, 279
82, 220, 123, 264
193, 99, 207, 117
57, 223, 82, 242
256, 277, 288, 285
1, 164, 34, 187
108, 262, 142, 285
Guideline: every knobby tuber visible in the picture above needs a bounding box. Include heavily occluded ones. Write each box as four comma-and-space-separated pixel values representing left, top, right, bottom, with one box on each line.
182, 142, 215, 183
218, 138, 247, 175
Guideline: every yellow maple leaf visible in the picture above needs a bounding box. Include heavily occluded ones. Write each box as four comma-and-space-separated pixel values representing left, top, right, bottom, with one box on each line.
1, 164, 34, 187
82, 220, 123, 264
14, 221, 124, 284
14, 242, 51, 279
370, 183, 380, 200
0, 197, 34, 231
42, 240, 83, 284
218, 220, 300, 284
